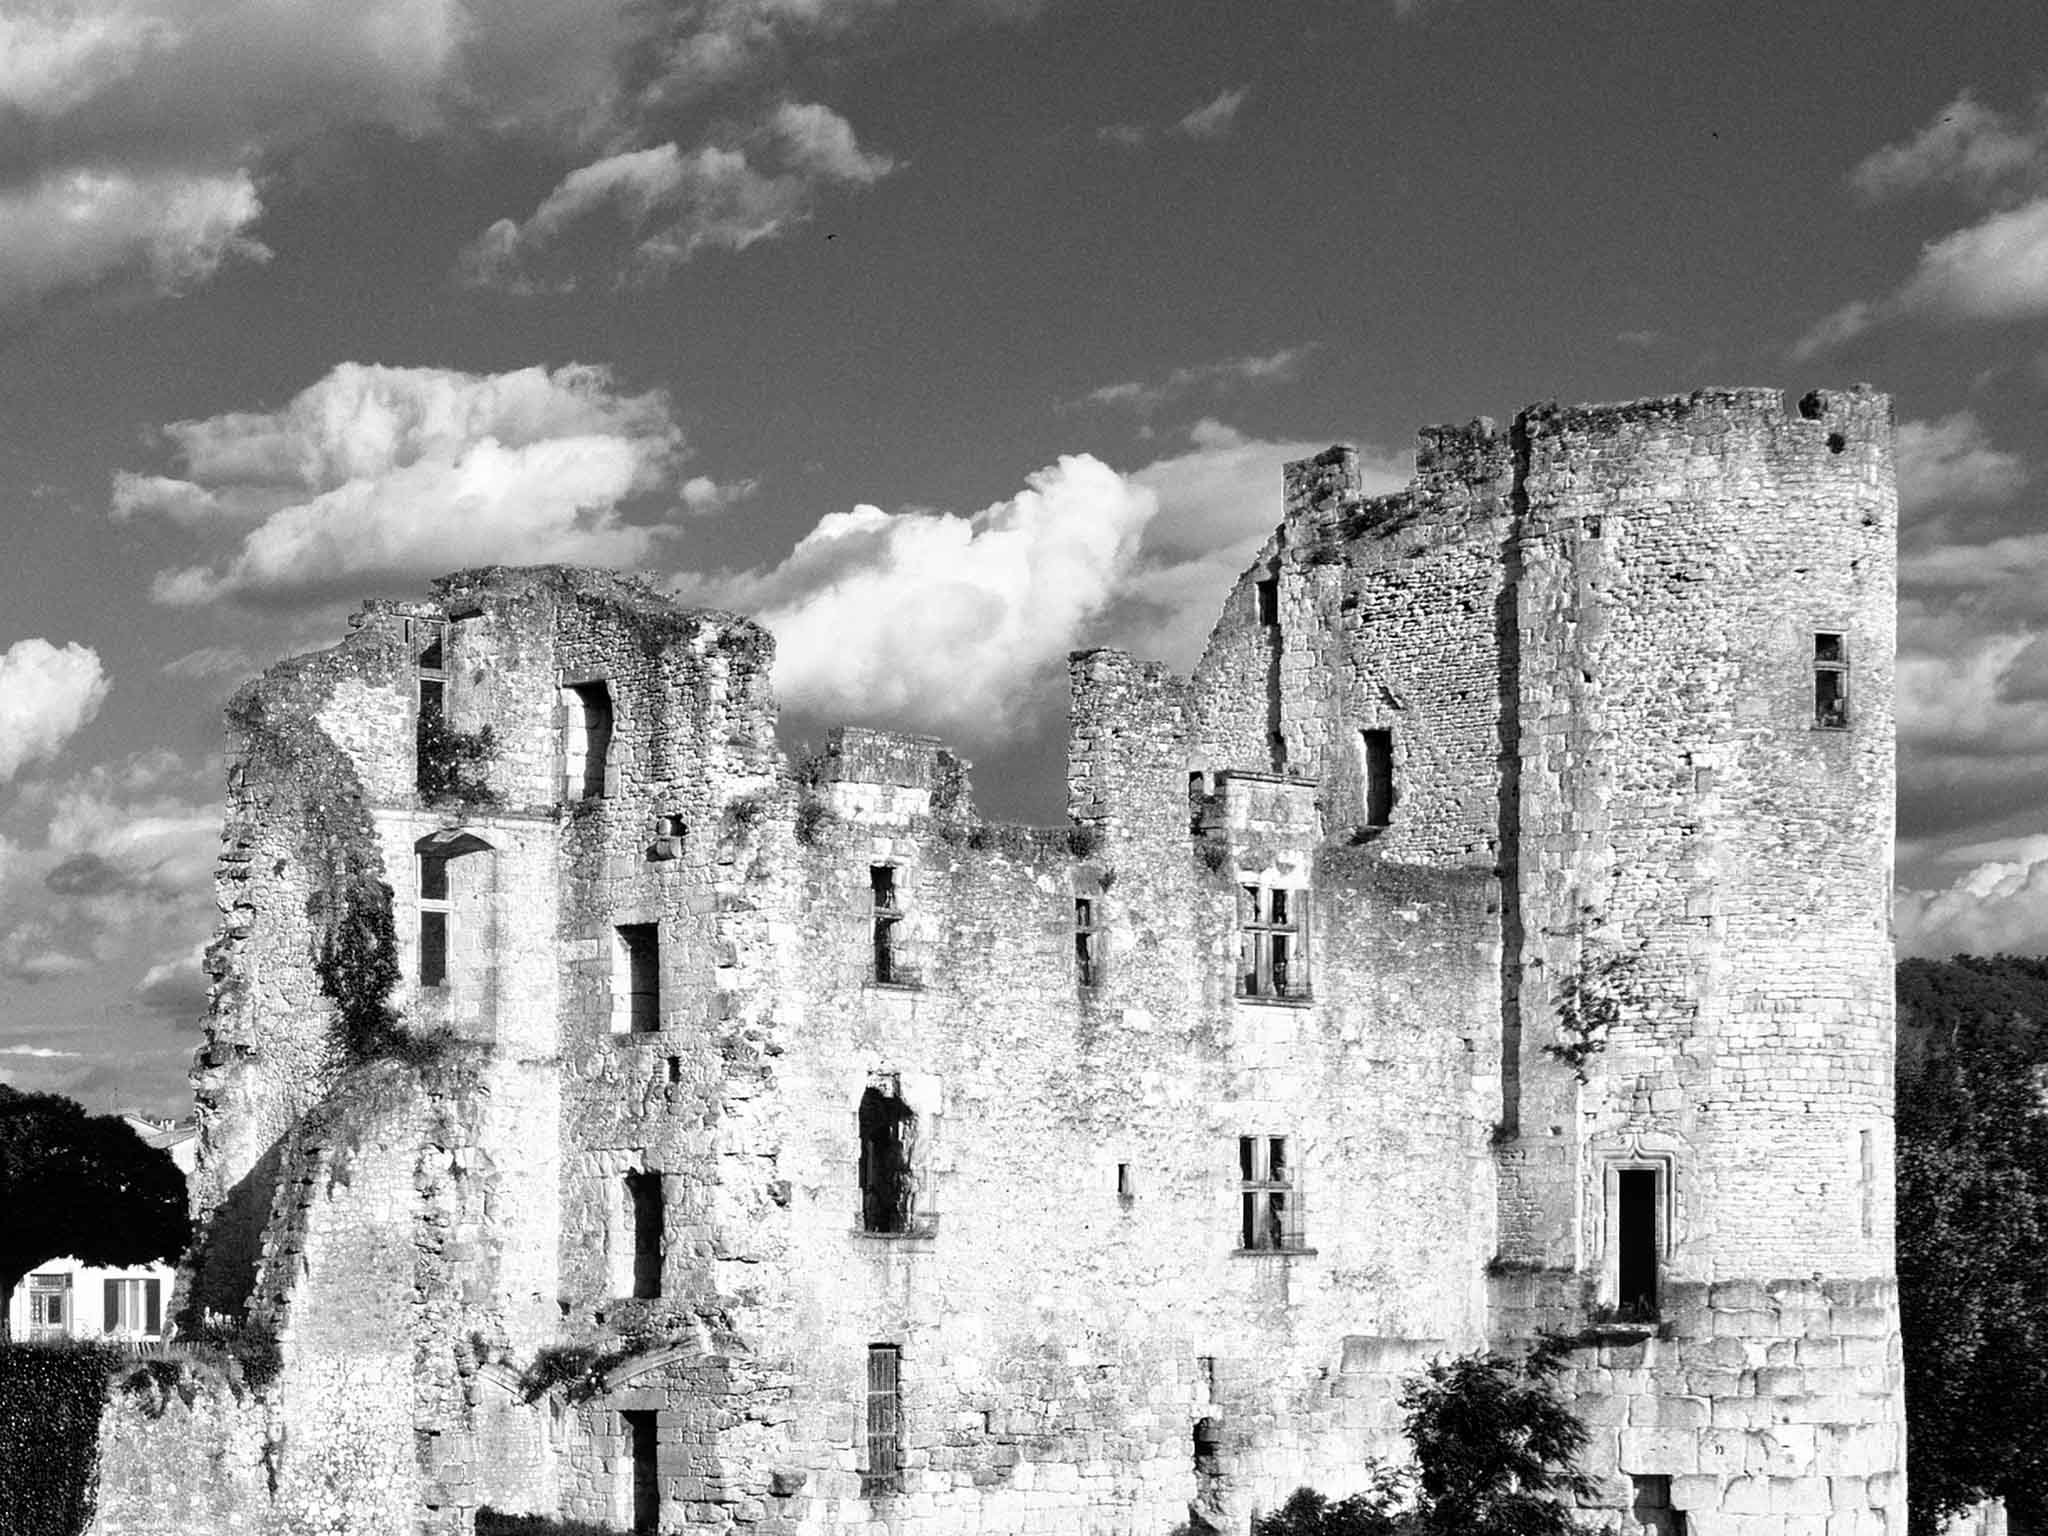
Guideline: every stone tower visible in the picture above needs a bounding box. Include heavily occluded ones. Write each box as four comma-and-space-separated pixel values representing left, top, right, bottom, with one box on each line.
112, 388, 1899, 1536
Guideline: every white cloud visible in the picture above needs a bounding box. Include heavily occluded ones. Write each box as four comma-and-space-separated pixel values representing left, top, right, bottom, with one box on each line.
0, 4, 176, 116
1851, 90, 2048, 205
0, 166, 267, 311
1175, 86, 1248, 141
1796, 193, 2048, 356
0, 641, 109, 782
136, 942, 210, 1020
111, 473, 224, 525
458, 103, 895, 290
1895, 412, 2026, 514
1898, 855, 2048, 959
681, 475, 759, 513
0, 1045, 82, 1059
124, 362, 692, 604
1079, 346, 1315, 414
694, 455, 1157, 744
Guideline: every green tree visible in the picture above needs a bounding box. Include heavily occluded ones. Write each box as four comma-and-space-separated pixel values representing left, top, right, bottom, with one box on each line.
1894, 979, 2048, 1535
0, 1086, 190, 1342
1255, 1340, 1592, 1536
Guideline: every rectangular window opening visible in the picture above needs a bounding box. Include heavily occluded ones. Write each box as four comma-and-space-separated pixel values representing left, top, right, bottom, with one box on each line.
858, 1081, 917, 1234
625, 1171, 662, 1300
564, 680, 614, 800
28, 1274, 70, 1336
1255, 575, 1279, 626
1616, 1167, 1660, 1321
1360, 728, 1395, 828
617, 922, 659, 1034
865, 1344, 902, 1494
623, 1408, 658, 1535
418, 910, 448, 990
1631, 1474, 1687, 1536
1238, 1134, 1303, 1251
1116, 1163, 1134, 1203
1074, 897, 1103, 988
1814, 632, 1850, 729
418, 676, 445, 724
103, 1277, 162, 1336
871, 866, 904, 985
1238, 885, 1307, 1000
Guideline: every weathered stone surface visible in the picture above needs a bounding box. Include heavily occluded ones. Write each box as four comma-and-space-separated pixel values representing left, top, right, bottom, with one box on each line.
96, 393, 1903, 1536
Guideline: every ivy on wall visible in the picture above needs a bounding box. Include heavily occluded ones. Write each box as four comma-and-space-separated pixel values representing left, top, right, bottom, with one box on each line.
0, 1342, 122, 1536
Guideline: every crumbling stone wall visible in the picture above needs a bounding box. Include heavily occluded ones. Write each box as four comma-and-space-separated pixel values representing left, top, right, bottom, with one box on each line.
127, 385, 1900, 1536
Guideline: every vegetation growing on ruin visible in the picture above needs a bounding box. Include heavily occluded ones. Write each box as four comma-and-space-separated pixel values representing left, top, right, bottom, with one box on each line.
0, 1340, 124, 1536
1254, 1339, 1593, 1536
1540, 936, 1648, 1083
476, 1510, 622, 1536
1065, 824, 1104, 859
314, 879, 406, 1059
517, 1342, 638, 1404
416, 713, 501, 808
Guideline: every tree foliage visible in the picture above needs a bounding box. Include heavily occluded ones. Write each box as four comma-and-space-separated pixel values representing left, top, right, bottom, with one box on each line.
1256, 1340, 1592, 1536
0, 1088, 190, 1342
1894, 956, 2048, 1535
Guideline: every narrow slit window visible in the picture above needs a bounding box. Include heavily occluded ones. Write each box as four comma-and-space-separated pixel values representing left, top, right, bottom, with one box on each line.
418, 854, 449, 989
858, 1081, 917, 1234
1238, 885, 1307, 1000
1117, 1163, 1134, 1202
1238, 1134, 1304, 1251
865, 1344, 902, 1493
1074, 897, 1103, 988
625, 1171, 662, 1300
622, 1408, 658, 1534
1616, 1167, 1660, 1321
1255, 575, 1279, 626
871, 866, 904, 985
563, 680, 614, 800
1360, 729, 1395, 828
1814, 632, 1850, 729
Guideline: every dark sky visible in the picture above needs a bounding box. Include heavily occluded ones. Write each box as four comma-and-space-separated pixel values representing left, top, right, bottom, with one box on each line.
4, 0, 2048, 1112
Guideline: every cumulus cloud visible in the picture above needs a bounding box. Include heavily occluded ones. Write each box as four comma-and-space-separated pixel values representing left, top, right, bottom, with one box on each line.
0, 4, 176, 116
120, 362, 701, 604
675, 422, 1410, 745
458, 103, 895, 290
0, 752, 220, 986
1078, 346, 1315, 414
1898, 855, 2048, 959
1852, 90, 2048, 205
0, 166, 268, 311
708, 455, 1157, 744
1895, 411, 2027, 516
1797, 91, 2048, 356
136, 942, 210, 1022
0, 641, 109, 782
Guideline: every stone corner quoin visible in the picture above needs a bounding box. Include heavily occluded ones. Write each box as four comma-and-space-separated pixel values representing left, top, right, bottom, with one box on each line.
110, 384, 1902, 1536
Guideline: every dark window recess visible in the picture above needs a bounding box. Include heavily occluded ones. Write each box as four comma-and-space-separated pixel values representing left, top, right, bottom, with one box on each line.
1239, 1135, 1304, 1250
1814, 632, 1850, 729
865, 1344, 902, 1493
568, 680, 613, 799
1360, 728, 1395, 828
1255, 576, 1279, 626
417, 676, 445, 724
626, 1171, 662, 1300
871, 866, 905, 984
1632, 1475, 1687, 1536
858, 1083, 917, 1234
412, 619, 446, 673
419, 855, 449, 902
1117, 1163, 1134, 1202
1074, 898, 1103, 988
618, 922, 659, 1034
1192, 1417, 1222, 1478
1616, 1167, 1660, 1321
419, 911, 448, 989
623, 1408, 658, 1534
1238, 886, 1307, 999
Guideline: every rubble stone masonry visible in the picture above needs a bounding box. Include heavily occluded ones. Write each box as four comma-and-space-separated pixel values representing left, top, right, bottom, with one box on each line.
95, 387, 1901, 1536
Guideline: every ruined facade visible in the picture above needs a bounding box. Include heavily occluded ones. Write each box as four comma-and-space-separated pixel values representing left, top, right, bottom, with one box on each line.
101, 386, 1901, 1536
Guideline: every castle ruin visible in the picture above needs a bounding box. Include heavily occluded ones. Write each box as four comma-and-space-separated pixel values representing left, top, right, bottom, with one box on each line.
99, 385, 1902, 1536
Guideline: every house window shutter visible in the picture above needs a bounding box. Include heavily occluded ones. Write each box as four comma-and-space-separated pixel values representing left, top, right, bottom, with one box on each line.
104, 1278, 119, 1333
145, 1279, 162, 1335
